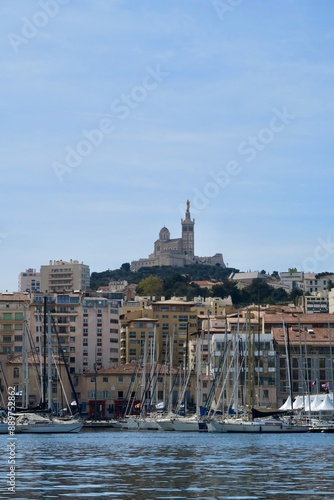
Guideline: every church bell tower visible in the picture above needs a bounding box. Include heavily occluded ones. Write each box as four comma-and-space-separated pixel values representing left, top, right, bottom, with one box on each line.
181, 200, 195, 258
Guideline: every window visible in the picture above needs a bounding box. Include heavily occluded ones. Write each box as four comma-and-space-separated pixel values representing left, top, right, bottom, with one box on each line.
3, 313, 12, 320
14, 335, 22, 342
13, 367, 19, 378
103, 377, 108, 383
57, 295, 69, 304
70, 337, 75, 342
118, 391, 123, 399
3, 336, 12, 343
118, 376, 123, 382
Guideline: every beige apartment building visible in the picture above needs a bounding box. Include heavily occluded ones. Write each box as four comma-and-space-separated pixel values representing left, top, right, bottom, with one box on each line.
40, 259, 90, 293
0, 293, 31, 407
0, 291, 122, 409
18, 268, 41, 293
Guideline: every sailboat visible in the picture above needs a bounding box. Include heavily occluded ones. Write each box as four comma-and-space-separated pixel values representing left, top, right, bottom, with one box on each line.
208, 315, 309, 433
15, 412, 82, 433
14, 302, 83, 433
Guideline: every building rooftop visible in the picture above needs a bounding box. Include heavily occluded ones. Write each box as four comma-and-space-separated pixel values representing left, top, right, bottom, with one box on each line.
272, 327, 333, 346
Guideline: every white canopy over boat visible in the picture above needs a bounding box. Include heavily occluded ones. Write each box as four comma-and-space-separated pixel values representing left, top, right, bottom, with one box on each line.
316, 394, 334, 411
311, 395, 323, 411
293, 395, 305, 409
279, 396, 292, 411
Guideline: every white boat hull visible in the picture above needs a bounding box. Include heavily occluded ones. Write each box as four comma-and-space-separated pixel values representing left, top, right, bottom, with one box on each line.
208, 418, 308, 433
172, 418, 208, 432
19, 422, 83, 433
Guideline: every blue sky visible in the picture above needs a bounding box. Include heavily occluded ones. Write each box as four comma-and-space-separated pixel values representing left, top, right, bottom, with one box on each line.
1, 0, 334, 291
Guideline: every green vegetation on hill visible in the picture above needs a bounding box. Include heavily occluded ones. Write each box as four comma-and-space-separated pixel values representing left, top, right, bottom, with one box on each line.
90, 264, 296, 307
90, 263, 236, 290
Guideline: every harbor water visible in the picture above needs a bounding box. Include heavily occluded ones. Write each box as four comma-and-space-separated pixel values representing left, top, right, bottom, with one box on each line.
1, 430, 334, 499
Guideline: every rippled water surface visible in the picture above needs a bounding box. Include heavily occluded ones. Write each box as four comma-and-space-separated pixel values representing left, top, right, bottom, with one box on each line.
1, 430, 334, 499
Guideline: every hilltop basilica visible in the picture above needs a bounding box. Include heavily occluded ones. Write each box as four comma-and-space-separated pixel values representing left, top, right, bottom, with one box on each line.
131, 201, 225, 271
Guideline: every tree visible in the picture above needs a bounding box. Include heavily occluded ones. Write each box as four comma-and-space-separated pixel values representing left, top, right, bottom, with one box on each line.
136, 275, 163, 297
120, 262, 130, 272
289, 287, 303, 304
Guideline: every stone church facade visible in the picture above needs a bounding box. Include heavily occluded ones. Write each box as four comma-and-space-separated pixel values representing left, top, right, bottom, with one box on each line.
131, 201, 225, 271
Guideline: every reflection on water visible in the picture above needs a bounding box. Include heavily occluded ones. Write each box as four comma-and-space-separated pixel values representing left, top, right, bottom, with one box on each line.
1, 431, 334, 499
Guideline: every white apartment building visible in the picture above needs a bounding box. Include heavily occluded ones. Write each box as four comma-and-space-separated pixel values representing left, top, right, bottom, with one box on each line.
299, 291, 329, 314
279, 271, 304, 292
40, 260, 90, 293
301, 273, 334, 294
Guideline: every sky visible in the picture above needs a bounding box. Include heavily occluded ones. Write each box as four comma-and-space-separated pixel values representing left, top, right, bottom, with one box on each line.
1, 0, 334, 291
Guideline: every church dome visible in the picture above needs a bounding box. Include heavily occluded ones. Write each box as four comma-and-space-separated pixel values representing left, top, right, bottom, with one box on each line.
159, 226, 170, 240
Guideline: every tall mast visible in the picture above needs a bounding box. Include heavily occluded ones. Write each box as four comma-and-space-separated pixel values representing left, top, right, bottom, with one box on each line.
43, 295, 47, 409
283, 319, 293, 411
22, 306, 29, 409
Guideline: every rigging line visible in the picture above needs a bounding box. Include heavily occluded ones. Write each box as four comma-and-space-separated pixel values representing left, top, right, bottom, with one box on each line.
51, 317, 80, 414
52, 352, 71, 415
25, 322, 42, 398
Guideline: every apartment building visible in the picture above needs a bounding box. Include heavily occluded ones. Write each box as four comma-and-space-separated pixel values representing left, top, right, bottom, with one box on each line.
0, 293, 31, 406
0, 292, 31, 358
120, 317, 158, 365
279, 271, 304, 292
151, 298, 200, 367
302, 273, 334, 294
18, 268, 41, 292
299, 291, 329, 314
207, 331, 277, 409
82, 363, 189, 418
40, 259, 90, 293
279, 271, 334, 294
273, 323, 334, 407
